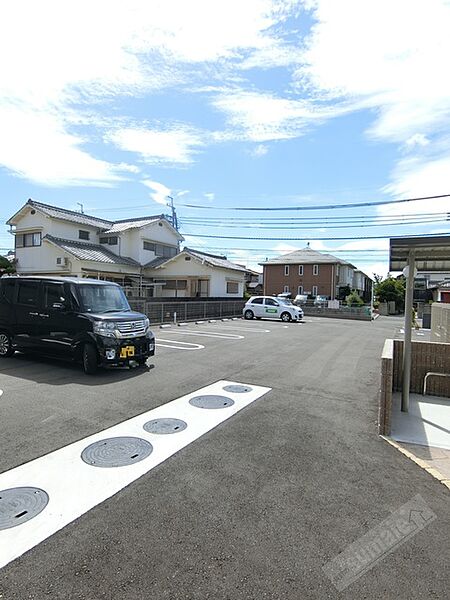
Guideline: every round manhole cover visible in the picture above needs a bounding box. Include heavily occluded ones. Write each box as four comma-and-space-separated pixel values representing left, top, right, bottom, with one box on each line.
223, 385, 253, 393
189, 395, 235, 409
143, 418, 187, 435
81, 437, 153, 468
0, 487, 49, 531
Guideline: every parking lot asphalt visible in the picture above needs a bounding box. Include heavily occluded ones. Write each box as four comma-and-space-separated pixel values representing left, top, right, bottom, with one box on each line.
0, 316, 449, 599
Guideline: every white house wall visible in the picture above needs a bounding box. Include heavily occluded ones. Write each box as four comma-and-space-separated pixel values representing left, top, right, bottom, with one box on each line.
150, 256, 244, 297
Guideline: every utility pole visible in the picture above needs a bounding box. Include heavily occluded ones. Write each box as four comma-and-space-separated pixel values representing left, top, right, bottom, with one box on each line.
166, 196, 178, 231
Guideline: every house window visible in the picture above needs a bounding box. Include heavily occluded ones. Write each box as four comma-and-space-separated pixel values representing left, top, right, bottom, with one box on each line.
283, 285, 290, 293
79, 230, 90, 240
298, 265, 303, 276
297, 285, 303, 295
312, 285, 318, 296
16, 232, 41, 248
284, 265, 289, 276
100, 236, 118, 245
163, 280, 187, 290
143, 241, 155, 251
227, 281, 239, 294
313, 264, 319, 276
155, 244, 177, 258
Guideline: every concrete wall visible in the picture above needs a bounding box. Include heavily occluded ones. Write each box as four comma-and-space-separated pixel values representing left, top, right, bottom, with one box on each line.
431, 302, 450, 343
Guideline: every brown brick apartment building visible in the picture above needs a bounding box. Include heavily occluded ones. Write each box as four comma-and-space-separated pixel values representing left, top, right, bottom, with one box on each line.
260, 246, 372, 301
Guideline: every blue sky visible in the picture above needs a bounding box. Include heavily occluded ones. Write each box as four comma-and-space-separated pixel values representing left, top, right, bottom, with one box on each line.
1, 0, 450, 276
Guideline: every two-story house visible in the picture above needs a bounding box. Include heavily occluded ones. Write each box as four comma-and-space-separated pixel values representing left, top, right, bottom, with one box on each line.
6, 199, 245, 298
261, 246, 372, 301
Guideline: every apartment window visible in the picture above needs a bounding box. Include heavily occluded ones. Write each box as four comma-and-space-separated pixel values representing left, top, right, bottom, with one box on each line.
284, 265, 289, 276
313, 264, 319, 276
283, 285, 290, 293
143, 241, 155, 251
312, 285, 318, 296
226, 281, 239, 294
16, 232, 41, 248
298, 265, 303, 276
297, 285, 303, 295
79, 230, 90, 240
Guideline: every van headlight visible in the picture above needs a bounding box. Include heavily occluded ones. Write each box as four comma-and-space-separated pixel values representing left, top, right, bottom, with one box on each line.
93, 321, 117, 338
144, 317, 150, 331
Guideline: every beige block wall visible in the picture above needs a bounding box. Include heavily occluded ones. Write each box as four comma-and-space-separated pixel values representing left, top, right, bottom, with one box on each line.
392, 339, 450, 396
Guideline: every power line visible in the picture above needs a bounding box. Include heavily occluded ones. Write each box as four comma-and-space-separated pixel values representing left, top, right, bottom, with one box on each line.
179, 193, 450, 211
181, 231, 450, 241
180, 211, 448, 223
179, 216, 447, 230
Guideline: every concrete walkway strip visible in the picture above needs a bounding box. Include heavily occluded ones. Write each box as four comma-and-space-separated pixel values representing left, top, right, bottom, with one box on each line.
0, 380, 271, 570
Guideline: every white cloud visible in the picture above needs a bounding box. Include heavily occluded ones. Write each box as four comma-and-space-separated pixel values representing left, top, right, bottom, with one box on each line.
249, 144, 269, 157
212, 90, 343, 142
109, 126, 204, 165
296, 0, 450, 214
204, 193, 215, 201
0, 0, 297, 185
142, 179, 171, 205
0, 105, 126, 186
404, 134, 430, 149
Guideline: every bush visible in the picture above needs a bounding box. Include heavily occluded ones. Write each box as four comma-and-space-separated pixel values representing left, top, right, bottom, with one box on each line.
345, 290, 364, 307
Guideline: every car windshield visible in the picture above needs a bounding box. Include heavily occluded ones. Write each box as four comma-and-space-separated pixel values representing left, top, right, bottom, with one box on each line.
78, 284, 131, 313
278, 298, 292, 305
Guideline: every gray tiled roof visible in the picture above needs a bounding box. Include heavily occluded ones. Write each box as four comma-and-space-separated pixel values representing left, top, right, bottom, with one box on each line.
24, 200, 113, 229
103, 216, 163, 233
143, 257, 169, 269
44, 235, 139, 266
260, 246, 353, 266
186, 248, 248, 272
144, 248, 247, 273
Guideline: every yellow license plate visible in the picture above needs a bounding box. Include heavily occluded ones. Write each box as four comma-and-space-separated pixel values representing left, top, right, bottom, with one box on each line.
120, 346, 135, 358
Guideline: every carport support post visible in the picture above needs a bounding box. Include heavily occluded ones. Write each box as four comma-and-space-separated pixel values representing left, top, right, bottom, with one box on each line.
401, 250, 415, 412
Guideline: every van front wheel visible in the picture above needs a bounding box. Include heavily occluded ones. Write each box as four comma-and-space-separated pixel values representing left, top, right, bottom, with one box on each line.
0, 332, 14, 357
82, 343, 98, 375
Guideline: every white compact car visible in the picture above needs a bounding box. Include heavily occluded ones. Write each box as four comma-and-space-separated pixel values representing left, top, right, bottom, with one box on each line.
243, 296, 304, 322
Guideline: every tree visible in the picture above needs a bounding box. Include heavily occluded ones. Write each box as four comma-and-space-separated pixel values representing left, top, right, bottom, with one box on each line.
374, 276, 405, 309
0, 256, 15, 275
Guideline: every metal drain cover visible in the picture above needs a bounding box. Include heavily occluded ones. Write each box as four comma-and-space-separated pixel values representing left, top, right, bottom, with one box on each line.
81, 436, 153, 468
143, 418, 187, 434
189, 395, 235, 409
223, 384, 253, 393
0, 487, 49, 530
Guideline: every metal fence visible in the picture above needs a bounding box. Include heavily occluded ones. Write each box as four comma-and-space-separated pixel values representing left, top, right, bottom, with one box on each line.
128, 300, 246, 324
302, 305, 372, 321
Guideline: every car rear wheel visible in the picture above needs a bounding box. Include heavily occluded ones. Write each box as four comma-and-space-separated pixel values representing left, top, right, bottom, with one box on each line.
244, 309, 254, 320
82, 343, 98, 375
0, 332, 14, 357
281, 312, 292, 322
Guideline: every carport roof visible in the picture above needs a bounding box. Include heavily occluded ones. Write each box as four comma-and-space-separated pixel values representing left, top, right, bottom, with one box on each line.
389, 235, 450, 272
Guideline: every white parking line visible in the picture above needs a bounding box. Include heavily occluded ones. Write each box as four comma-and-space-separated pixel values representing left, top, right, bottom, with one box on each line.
205, 325, 271, 333
0, 380, 271, 570
168, 329, 244, 340
156, 339, 205, 350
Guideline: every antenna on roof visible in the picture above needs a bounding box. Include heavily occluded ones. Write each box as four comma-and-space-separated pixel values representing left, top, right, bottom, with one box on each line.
307, 242, 310, 248
77, 203, 84, 214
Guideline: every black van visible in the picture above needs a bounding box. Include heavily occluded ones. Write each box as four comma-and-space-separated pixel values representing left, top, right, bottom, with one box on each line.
0, 276, 155, 374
